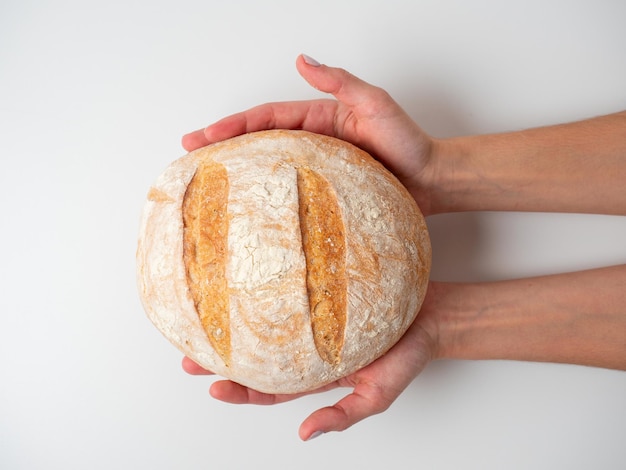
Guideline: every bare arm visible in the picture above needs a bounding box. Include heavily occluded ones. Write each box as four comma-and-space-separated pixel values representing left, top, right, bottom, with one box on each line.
429, 112, 626, 215
431, 265, 626, 370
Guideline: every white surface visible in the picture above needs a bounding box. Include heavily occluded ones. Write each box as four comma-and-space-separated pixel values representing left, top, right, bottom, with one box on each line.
1, 1, 625, 469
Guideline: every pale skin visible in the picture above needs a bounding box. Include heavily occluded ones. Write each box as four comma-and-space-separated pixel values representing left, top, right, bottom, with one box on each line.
181, 54, 626, 441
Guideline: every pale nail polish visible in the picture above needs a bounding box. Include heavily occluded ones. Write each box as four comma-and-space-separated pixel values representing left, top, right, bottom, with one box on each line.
307, 430, 324, 441
302, 54, 321, 67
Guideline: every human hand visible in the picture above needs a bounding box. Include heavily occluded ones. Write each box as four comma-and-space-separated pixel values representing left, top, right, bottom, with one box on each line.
182, 283, 439, 441
182, 54, 437, 216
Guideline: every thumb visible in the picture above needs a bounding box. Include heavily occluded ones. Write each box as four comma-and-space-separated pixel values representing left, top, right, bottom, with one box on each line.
295, 54, 382, 108
298, 381, 394, 441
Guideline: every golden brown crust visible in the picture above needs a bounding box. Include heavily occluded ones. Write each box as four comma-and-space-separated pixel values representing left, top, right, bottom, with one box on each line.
297, 167, 347, 365
182, 160, 231, 366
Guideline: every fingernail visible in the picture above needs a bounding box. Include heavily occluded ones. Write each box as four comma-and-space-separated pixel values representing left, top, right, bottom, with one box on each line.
302, 54, 321, 67
307, 431, 324, 441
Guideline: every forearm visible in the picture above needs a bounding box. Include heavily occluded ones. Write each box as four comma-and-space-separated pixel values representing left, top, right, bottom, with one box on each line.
428, 111, 626, 215
431, 265, 626, 370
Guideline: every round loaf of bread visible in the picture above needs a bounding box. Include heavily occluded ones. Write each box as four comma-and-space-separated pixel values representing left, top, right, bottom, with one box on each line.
136, 130, 431, 394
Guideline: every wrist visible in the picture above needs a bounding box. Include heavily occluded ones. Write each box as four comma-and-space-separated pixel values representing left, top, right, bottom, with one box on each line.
413, 281, 454, 361
421, 137, 477, 215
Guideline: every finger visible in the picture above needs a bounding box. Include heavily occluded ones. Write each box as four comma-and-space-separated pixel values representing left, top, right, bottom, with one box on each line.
181, 54, 384, 152
209, 380, 279, 405
196, 53, 369, 145
209, 380, 309, 406
181, 99, 339, 151
181, 356, 215, 375
295, 54, 386, 109
181, 129, 210, 152
205, 100, 339, 142
298, 382, 392, 441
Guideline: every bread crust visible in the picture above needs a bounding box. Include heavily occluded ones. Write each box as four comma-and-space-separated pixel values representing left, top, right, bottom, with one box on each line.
137, 130, 431, 393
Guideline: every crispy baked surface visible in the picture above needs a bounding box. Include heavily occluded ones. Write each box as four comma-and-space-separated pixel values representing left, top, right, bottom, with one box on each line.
182, 160, 231, 365
297, 167, 347, 365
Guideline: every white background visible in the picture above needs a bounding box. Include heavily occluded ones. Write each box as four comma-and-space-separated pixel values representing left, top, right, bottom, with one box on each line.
2, 1, 626, 469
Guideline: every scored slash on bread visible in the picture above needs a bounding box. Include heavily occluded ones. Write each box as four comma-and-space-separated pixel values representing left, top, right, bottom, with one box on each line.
182, 159, 232, 365
295, 167, 347, 366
